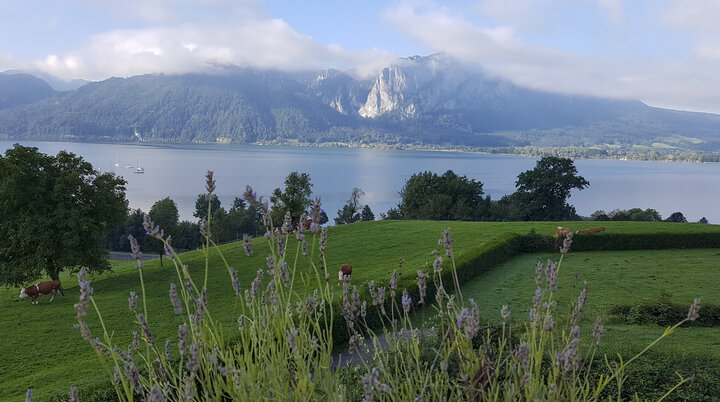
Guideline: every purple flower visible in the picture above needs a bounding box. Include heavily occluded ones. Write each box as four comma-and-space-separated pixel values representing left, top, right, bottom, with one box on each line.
401, 290, 412, 314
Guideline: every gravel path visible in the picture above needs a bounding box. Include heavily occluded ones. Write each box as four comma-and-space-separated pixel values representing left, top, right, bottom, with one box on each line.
331, 328, 437, 370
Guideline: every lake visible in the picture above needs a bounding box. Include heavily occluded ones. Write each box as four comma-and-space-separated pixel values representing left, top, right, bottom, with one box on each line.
2, 140, 719, 224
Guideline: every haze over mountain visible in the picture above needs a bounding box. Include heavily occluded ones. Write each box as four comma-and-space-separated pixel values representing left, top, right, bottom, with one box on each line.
0, 73, 55, 110
1, 55, 719, 153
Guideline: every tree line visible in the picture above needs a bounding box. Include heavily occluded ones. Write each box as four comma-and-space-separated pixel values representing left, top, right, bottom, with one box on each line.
0, 145, 704, 287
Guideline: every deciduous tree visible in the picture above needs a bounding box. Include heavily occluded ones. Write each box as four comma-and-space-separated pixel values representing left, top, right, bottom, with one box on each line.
147, 197, 179, 266
514, 156, 589, 220
194, 193, 222, 221
0, 145, 127, 285
665, 212, 687, 223
270, 172, 313, 226
398, 170, 486, 220
335, 188, 364, 225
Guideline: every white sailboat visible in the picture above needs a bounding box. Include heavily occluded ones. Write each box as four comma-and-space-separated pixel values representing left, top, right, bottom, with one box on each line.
134, 161, 145, 174
114, 154, 120, 167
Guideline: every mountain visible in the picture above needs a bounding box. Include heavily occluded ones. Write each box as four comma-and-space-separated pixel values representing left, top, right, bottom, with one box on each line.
0, 72, 55, 110
2, 69, 91, 91
0, 55, 719, 153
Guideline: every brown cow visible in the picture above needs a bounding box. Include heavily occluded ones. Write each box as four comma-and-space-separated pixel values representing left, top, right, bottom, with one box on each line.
577, 227, 605, 234
554, 227, 572, 238
18, 280, 64, 304
337, 263, 352, 283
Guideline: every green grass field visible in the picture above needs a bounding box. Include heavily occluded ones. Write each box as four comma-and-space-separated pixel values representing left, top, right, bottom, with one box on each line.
1, 220, 719, 400
455, 248, 720, 399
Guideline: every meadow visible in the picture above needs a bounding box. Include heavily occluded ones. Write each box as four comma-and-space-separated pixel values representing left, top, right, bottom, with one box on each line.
1, 220, 719, 400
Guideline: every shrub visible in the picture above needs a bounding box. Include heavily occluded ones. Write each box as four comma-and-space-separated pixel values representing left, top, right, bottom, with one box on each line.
531, 232, 720, 253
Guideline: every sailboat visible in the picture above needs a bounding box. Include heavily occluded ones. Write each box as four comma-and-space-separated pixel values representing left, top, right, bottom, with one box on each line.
134, 161, 145, 174
114, 154, 120, 167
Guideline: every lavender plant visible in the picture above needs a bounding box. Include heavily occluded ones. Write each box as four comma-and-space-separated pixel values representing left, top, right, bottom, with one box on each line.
70, 172, 700, 401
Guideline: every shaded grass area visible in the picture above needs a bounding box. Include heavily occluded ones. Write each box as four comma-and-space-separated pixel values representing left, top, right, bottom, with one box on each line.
1, 221, 719, 400
457, 248, 720, 399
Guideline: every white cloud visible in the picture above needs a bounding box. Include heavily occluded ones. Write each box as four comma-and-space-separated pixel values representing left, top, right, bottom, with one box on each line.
384, 1, 720, 113
0, 53, 27, 72
30, 19, 397, 80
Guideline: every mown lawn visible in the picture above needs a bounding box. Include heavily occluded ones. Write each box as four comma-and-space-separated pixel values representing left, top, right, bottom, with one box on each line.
457, 248, 720, 399
1, 221, 719, 400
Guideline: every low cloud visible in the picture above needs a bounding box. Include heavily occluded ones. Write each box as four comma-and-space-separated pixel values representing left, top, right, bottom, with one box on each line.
0, 53, 27, 72
384, 1, 720, 113
30, 19, 396, 81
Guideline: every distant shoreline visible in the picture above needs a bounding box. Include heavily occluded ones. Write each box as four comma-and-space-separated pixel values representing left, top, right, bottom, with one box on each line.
3, 137, 719, 164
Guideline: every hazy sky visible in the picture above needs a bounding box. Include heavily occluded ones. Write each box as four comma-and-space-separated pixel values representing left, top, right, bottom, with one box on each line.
2, 0, 720, 113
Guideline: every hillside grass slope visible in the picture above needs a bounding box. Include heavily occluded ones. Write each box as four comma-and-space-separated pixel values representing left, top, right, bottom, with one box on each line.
1, 220, 719, 400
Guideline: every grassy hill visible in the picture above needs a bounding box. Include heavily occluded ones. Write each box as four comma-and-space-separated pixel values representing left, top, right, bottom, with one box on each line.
2, 220, 719, 400
459, 248, 720, 399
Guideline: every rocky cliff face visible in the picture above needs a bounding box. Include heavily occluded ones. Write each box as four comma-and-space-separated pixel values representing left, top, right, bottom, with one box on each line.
306, 69, 369, 116
358, 55, 488, 119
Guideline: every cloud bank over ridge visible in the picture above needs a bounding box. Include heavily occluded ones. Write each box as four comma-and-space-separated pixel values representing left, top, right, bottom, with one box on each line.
2, 0, 720, 113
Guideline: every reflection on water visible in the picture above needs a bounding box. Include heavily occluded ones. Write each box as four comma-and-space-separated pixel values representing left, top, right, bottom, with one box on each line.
2, 141, 719, 224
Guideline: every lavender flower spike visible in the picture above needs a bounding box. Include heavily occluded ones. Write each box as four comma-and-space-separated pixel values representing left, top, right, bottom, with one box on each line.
401, 289, 412, 314
230, 268, 242, 296
128, 292, 138, 313
500, 305, 511, 320
69, 387, 78, 402
137, 313, 155, 346
688, 298, 701, 321
593, 317, 605, 345
242, 234, 253, 256
169, 283, 183, 315
416, 270, 429, 305
205, 170, 216, 193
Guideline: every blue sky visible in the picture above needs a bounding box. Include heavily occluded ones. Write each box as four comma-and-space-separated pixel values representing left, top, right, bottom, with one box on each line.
2, 0, 720, 113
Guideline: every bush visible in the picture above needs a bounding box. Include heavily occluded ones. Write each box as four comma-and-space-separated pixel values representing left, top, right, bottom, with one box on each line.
528, 232, 720, 253
610, 303, 720, 327
46, 382, 118, 402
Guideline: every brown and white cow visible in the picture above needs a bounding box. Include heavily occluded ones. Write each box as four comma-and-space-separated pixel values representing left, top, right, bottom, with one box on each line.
18, 280, 64, 304
576, 227, 605, 234
554, 227, 572, 238
337, 263, 352, 283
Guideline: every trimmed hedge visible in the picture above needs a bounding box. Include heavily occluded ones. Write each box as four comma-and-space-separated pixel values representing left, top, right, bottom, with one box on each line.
609, 303, 720, 327
594, 352, 720, 401
536, 232, 720, 252
46, 381, 118, 402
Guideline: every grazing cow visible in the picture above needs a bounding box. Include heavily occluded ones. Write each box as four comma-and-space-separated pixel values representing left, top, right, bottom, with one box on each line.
554, 227, 572, 238
337, 263, 353, 283
18, 280, 64, 304
576, 226, 605, 234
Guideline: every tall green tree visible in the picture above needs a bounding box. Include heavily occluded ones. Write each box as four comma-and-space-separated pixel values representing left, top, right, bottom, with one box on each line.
335, 188, 364, 225
513, 156, 589, 220
194, 193, 222, 221
608, 208, 661, 222
398, 170, 487, 220
665, 212, 687, 223
0, 145, 127, 285
147, 197, 179, 266
361, 205, 375, 222
270, 172, 313, 226
106, 208, 146, 251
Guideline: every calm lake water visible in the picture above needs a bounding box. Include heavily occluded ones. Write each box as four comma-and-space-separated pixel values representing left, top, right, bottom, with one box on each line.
2, 140, 719, 224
